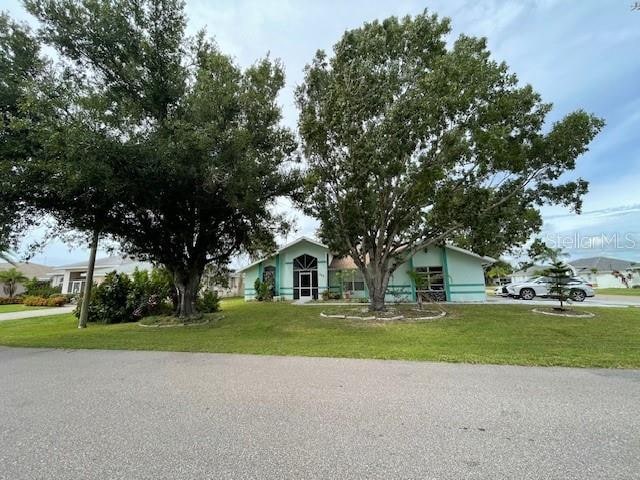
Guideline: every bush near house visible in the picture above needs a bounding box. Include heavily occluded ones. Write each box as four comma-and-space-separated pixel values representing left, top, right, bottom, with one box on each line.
75, 269, 177, 324
75, 272, 135, 324
0, 297, 23, 305
24, 278, 62, 298
254, 278, 274, 302
321, 290, 341, 300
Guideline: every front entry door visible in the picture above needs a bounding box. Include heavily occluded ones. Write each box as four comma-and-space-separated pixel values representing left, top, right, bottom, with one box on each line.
300, 272, 312, 298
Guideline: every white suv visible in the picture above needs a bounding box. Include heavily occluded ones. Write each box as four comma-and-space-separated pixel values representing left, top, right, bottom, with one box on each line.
496, 276, 595, 302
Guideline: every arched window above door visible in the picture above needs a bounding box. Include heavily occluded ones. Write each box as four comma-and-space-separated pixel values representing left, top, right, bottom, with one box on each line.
293, 254, 317, 270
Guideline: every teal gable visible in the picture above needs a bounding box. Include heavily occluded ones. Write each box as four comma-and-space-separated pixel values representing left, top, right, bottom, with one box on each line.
238, 237, 494, 303
240, 237, 330, 301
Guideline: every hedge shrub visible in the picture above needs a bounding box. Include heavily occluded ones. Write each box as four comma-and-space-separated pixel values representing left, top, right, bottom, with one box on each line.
0, 297, 23, 305
24, 278, 62, 297
22, 295, 67, 307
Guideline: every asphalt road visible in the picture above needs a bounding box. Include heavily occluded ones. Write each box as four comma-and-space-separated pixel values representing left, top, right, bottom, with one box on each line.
1, 348, 639, 480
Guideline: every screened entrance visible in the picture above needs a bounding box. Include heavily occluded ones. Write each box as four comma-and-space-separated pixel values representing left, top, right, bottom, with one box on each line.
293, 254, 318, 299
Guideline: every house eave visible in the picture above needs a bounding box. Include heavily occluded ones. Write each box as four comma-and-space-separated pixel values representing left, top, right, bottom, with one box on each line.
237, 236, 327, 273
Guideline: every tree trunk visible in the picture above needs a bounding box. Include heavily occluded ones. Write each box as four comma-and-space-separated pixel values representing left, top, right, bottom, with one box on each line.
367, 268, 392, 312
174, 270, 202, 317
78, 228, 99, 329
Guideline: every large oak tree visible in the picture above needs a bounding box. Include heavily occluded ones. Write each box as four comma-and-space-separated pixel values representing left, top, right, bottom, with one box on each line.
297, 12, 604, 311
20, 0, 297, 317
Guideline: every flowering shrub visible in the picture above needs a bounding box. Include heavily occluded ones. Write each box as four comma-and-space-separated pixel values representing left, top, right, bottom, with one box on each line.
0, 297, 23, 305
22, 295, 67, 307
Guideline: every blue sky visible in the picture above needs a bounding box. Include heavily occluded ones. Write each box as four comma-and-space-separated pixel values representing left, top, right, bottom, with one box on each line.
3, 0, 639, 265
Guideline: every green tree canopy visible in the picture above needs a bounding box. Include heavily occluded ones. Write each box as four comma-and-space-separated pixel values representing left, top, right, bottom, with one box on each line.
20, 0, 298, 317
297, 12, 603, 310
0, 14, 44, 256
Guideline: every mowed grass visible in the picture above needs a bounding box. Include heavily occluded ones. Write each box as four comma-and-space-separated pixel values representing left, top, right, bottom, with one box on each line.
0, 298, 638, 368
0, 304, 46, 313
595, 288, 640, 297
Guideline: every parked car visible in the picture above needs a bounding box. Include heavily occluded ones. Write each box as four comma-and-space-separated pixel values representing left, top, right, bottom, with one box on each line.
494, 276, 595, 302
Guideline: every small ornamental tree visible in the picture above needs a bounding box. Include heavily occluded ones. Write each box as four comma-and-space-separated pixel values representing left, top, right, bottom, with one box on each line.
543, 260, 572, 311
0, 268, 28, 298
486, 260, 513, 285
407, 270, 426, 310
297, 12, 603, 311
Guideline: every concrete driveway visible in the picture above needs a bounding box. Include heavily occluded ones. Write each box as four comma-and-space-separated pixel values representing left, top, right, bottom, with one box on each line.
1, 348, 638, 480
0, 305, 75, 322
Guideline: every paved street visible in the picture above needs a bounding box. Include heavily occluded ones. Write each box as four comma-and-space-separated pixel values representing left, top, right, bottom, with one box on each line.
1, 348, 639, 480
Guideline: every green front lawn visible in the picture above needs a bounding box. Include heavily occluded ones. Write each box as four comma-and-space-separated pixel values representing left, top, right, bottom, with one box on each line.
0, 304, 46, 313
0, 299, 638, 368
595, 288, 640, 297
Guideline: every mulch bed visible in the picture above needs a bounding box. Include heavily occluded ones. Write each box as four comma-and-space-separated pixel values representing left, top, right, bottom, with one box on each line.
531, 307, 594, 318
320, 306, 446, 322
138, 313, 223, 327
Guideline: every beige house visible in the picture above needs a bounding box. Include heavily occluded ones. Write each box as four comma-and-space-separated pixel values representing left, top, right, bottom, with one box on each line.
202, 269, 244, 297
0, 262, 52, 296
569, 256, 640, 288
52, 256, 153, 294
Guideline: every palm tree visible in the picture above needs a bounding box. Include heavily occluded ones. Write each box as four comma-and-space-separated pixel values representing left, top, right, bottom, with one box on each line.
0, 267, 28, 298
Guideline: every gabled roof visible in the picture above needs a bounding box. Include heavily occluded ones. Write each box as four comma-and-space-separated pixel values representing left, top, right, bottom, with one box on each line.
569, 256, 638, 272
53, 255, 146, 271
444, 244, 496, 264
239, 236, 494, 273
0, 262, 52, 280
237, 236, 327, 273
329, 256, 358, 269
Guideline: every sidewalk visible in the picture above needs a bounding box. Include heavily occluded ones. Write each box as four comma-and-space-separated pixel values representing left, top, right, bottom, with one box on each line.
0, 306, 75, 322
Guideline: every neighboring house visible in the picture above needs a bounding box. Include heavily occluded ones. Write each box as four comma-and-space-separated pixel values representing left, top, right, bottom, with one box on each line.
510, 264, 578, 283
568, 256, 640, 288
238, 236, 494, 302
0, 262, 52, 296
509, 264, 581, 283
202, 269, 244, 298
52, 255, 153, 294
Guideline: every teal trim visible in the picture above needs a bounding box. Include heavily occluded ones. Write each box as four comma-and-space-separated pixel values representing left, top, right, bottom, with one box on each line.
450, 290, 486, 295
408, 257, 417, 301
285, 261, 293, 265
441, 248, 452, 301
387, 284, 412, 288
449, 283, 486, 287
317, 260, 327, 264
275, 254, 280, 295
